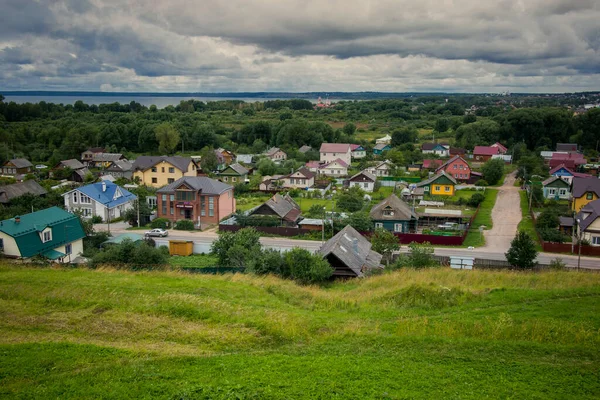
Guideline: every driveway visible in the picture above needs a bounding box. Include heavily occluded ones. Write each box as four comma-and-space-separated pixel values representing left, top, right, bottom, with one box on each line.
482, 171, 521, 253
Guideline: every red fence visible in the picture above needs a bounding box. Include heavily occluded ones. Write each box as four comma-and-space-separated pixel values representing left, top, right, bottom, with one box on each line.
219, 224, 312, 237
393, 232, 465, 245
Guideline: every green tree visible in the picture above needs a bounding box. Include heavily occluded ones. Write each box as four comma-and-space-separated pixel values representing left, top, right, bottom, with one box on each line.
346, 212, 373, 232
154, 123, 180, 154
370, 228, 399, 266
336, 188, 364, 212
282, 248, 333, 284
257, 157, 277, 176
406, 242, 436, 268
505, 231, 538, 269
481, 159, 505, 185
211, 228, 261, 268
391, 126, 418, 147
434, 118, 449, 133
199, 146, 218, 172
343, 122, 356, 135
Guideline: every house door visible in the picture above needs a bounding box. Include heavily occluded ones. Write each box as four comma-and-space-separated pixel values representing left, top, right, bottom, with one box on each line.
185, 209, 192, 219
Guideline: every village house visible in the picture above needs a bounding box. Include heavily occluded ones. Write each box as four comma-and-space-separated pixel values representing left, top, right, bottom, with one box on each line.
132, 156, 199, 188
422, 159, 444, 171
259, 175, 285, 191
370, 194, 419, 233
216, 163, 249, 184
449, 147, 467, 157
373, 143, 391, 155
264, 147, 287, 163
417, 171, 457, 196
247, 193, 301, 226
490, 142, 508, 154
2, 158, 33, 178
350, 144, 367, 159
320, 143, 352, 165
305, 161, 321, 173
319, 158, 349, 177
375, 134, 392, 145
51, 159, 91, 182
298, 145, 312, 154
0, 180, 47, 204
435, 156, 471, 183
473, 146, 500, 162
549, 152, 587, 170
0, 207, 86, 263
549, 164, 592, 184
81, 148, 105, 163
366, 160, 395, 177
282, 167, 315, 189
236, 154, 255, 165
576, 199, 600, 246
346, 170, 377, 192
156, 176, 235, 228
88, 153, 125, 168
105, 160, 134, 180
556, 143, 578, 152
571, 177, 600, 212
542, 176, 571, 200
217, 148, 236, 165
421, 143, 449, 157
63, 180, 137, 221
319, 225, 383, 278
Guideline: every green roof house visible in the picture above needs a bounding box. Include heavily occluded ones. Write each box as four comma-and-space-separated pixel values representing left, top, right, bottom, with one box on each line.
0, 207, 86, 262
216, 163, 249, 184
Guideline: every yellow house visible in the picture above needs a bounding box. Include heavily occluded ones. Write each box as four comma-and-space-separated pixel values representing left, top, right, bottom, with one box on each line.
132, 156, 198, 188
417, 171, 457, 196
571, 177, 600, 212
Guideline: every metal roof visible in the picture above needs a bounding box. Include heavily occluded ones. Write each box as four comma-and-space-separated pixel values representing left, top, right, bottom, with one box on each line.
156, 176, 233, 195
319, 225, 382, 277
132, 156, 193, 173
70, 181, 137, 208
320, 143, 351, 153
0, 180, 47, 204
370, 194, 418, 221
5, 158, 33, 169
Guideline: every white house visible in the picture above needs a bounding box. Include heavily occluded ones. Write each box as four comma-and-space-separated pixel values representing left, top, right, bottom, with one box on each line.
320, 143, 352, 165
63, 180, 137, 221
347, 170, 377, 192
375, 135, 392, 145
366, 160, 395, 177
282, 167, 316, 189
319, 159, 349, 177
351, 144, 367, 159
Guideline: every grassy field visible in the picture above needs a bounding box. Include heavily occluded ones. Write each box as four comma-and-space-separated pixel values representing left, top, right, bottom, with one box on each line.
518, 190, 543, 251
463, 188, 499, 247
170, 254, 219, 268
1, 265, 599, 398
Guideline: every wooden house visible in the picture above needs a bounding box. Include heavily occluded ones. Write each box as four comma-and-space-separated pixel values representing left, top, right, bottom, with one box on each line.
370, 194, 418, 233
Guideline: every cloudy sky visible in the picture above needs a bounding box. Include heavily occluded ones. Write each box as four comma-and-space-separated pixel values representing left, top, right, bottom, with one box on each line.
1, 0, 599, 93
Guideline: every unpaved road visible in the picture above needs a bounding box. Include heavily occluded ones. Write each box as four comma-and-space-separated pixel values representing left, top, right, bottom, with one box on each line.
482, 171, 521, 253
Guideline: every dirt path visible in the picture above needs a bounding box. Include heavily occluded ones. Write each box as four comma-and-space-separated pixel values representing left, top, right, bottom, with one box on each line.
481, 171, 522, 253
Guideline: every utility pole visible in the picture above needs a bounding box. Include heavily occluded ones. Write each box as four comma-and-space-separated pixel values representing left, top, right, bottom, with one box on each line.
137, 199, 140, 228
528, 181, 533, 212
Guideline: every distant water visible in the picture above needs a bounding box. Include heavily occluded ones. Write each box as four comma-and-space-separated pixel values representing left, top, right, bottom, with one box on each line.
3, 95, 323, 108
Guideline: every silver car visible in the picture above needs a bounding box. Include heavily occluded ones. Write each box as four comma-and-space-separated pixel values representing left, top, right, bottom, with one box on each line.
144, 228, 168, 237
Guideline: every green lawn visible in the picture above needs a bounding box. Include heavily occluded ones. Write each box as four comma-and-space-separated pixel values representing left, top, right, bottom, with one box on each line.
463, 188, 499, 247
0, 265, 599, 398
169, 254, 219, 268
518, 190, 543, 251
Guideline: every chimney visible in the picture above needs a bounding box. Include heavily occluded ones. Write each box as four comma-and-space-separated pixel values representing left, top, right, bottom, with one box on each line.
102, 181, 106, 192
14, 216, 20, 224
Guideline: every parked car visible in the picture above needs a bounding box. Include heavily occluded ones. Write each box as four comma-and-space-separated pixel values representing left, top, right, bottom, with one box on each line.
144, 228, 168, 237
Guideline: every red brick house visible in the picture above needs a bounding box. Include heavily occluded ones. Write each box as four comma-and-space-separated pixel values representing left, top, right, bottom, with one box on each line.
435, 156, 471, 182
473, 146, 500, 162
156, 176, 235, 229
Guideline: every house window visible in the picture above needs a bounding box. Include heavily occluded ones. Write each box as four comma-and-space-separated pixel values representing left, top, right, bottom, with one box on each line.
364, 183, 368, 188
232, 177, 237, 183
459, 165, 463, 170
0, 238, 3, 250
586, 193, 594, 200
375, 222, 383, 228
424, 186, 430, 192
169, 167, 175, 173
383, 210, 393, 216
208, 197, 214, 217
162, 194, 167, 201
435, 186, 441, 191
170, 206, 174, 215
80, 208, 92, 217
223, 177, 228, 182
152, 178, 158, 184
176, 191, 195, 201
394, 223, 402, 232
445, 186, 450, 192
162, 167, 165, 173
592, 237, 600, 246
168, 178, 174, 184
162, 205, 167, 215
80, 195, 91, 204
455, 174, 458, 178
42, 230, 52, 243
169, 194, 174, 201
72, 192, 78, 203
548, 189, 556, 195
151, 167, 157, 173
65, 243, 72, 255
559, 189, 567, 196
453, 165, 457, 169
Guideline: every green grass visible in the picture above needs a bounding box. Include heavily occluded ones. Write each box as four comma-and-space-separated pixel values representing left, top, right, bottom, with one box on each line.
169, 254, 219, 268
0, 265, 599, 398
518, 190, 543, 251
463, 188, 499, 247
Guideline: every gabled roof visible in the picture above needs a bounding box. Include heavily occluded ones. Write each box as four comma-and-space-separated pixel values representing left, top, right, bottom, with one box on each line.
350, 144, 364, 151
319, 225, 383, 277
435, 155, 469, 172
107, 160, 133, 172
421, 143, 448, 151
321, 158, 349, 169
417, 171, 458, 187
422, 159, 444, 169
56, 159, 85, 170
577, 199, 600, 231
287, 167, 316, 180
556, 143, 578, 152
83, 147, 105, 154
320, 143, 351, 153
374, 160, 394, 169
370, 194, 418, 221
0, 207, 86, 258
298, 145, 312, 153
0, 180, 47, 204
542, 176, 570, 187
156, 176, 233, 195
305, 161, 321, 169
571, 177, 600, 198
449, 147, 466, 155
5, 158, 33, 169
236, 154, 255, 164
73, 167, 91, 179
349, 170, 377, 182
549, 163, 591, 179
132, 156, 194, 173
92, 153, 123, 162
473, 146, 500, 156
251, 193, 301, 222
491, 142, 508, 153
374, 143, 390, 151
265, 147, 285, 157
69, 181, 137, 208
219, 163, 249, 176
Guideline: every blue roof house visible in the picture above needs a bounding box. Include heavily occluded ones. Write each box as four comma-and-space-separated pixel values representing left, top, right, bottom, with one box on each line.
63, 180, 137, 222
0, 207, 86, 262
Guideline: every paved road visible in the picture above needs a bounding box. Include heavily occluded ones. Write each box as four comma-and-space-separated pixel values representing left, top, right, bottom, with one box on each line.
482, 171, 521, 253
98, 223, 599, 270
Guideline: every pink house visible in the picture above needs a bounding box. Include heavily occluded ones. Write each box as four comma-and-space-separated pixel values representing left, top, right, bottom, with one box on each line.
436, 156, 471, 182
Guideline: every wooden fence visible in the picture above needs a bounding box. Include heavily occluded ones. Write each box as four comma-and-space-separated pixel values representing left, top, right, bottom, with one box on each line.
219, 224, 312, 237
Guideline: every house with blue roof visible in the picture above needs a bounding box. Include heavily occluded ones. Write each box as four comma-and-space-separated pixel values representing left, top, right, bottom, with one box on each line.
0, 207, 86, 262
63, 180, 137, 222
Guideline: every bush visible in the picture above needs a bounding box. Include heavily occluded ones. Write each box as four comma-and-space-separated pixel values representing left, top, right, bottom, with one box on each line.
505, 231, 538, 269
175, 219, 195, 230
475, 179, 489, 187
539, 229, 567, 243
89, 239, 169, 269
467, 193, 485, 207
90, 215, 103, 223
282, 248, 333, 284
151, 218, 171, 229
393, 242, 438, 269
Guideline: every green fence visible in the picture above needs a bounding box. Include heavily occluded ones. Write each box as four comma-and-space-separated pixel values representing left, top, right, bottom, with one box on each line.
380, 176, 422, 183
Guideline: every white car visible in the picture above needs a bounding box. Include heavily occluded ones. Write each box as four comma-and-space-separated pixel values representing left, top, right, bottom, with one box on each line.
144, 228, 168, 237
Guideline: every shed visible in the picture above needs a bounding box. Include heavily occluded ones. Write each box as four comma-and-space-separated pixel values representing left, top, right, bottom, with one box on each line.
169, 240, 194, 256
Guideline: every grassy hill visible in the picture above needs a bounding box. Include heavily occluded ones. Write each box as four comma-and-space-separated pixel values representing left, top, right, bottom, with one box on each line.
1, 265, 599, 399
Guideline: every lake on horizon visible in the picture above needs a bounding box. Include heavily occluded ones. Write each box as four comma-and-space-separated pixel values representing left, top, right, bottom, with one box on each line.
2, 95, 327, 108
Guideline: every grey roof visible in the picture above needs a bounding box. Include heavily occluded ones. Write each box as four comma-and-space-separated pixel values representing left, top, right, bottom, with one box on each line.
236, 154, 254, 164
571, 177, 600, 198
556, 143, 578, 152
58, 159, 85, 170
0, 180, 47, 203
417, 171, 458, 187
349, 170, 377, 182
107, 160, 133, 172
92, 153, 123, 162
156, 176, 233, 195
299, 145, 312, 153
542, 176, 569, 187
6, 158, 33, 169
265, 147, 284, 157
374, 143, 389, 150
558, 216, 574, 227
220, 163, 249, 176
73, 167, 91, 179
132, 156, 194, 173
577, 199, 600, 231
250, 193, 301, 222
319, 225, 383, 277
370, 194, 418, 221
